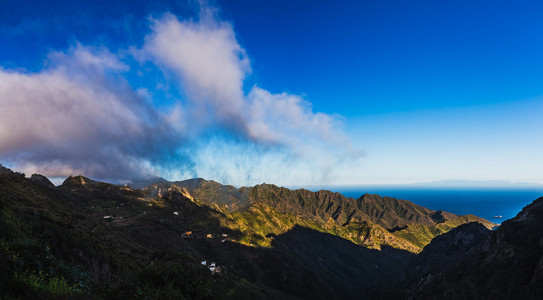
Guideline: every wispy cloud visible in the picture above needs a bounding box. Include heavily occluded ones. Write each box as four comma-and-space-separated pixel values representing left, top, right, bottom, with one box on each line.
0, 5, 362, 186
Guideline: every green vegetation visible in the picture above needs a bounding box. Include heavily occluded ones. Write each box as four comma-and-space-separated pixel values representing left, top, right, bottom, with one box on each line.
172, 181, 494, 253
392, 214, 496, 249
104, 262, 217, 299
0, 165, 499, 299
225, 203, 420, 252
1, 237, 93, 298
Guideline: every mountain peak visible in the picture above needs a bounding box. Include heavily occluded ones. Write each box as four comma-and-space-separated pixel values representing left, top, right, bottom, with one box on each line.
128, 176, 169, 189
30, 174, 55, 188
0, 164, 13, 175
62, 175, 93, 186
509, 196, 543, 224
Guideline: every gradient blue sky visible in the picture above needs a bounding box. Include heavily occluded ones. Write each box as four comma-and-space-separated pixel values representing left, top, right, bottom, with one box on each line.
1, 0, 542, 186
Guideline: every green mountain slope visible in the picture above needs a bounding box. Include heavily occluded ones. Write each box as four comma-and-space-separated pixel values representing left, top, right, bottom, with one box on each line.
0, 169, 285, 299
158, 179, 495, 252
0, 165, 502, 299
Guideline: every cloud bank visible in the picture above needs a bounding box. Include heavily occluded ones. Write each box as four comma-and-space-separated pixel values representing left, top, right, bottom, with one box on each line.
0, 44, 183, 180
0, 7, 361, 186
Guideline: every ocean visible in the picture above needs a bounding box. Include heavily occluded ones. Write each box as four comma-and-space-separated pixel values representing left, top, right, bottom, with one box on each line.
323, 187, 543, 224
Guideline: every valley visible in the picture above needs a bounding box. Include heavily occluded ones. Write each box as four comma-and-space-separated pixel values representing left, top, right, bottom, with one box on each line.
1, 164, 541, 299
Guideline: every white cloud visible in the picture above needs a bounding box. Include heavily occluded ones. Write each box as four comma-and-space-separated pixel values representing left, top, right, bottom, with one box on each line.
142, 13, 250, 129
246, 86, 345, 146
0, 45, 181, 179
139, 13, 361, 185
0, 7, 362, 186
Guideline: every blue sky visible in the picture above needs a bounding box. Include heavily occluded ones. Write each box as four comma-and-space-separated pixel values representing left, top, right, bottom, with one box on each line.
0, 0, 542, 186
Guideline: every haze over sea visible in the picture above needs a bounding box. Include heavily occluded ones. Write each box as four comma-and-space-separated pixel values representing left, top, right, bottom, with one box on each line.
315, 186, 543, 224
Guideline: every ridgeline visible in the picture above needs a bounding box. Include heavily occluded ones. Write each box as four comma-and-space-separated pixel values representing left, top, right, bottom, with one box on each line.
3, 165, 539, 299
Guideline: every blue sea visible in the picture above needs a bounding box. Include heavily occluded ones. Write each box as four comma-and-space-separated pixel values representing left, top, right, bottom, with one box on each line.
323, 186, 543, 224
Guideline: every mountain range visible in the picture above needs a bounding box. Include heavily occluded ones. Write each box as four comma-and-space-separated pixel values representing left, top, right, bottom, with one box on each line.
1, 164, 541, 299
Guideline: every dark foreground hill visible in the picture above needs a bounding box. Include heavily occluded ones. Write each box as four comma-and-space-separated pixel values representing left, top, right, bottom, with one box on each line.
405, 196, 543, 299
373, 197, 543, 299
4, 165, 538, 299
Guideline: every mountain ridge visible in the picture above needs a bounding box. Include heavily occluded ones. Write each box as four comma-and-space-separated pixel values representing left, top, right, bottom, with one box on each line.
1, 164, 516, 299
143, 177, 495, 252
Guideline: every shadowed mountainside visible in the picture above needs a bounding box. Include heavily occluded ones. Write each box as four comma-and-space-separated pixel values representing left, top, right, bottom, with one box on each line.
408, 197, 543, 299
1, 165, 519, 299
375, 222, 492, 298
0, 167, 410, 299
